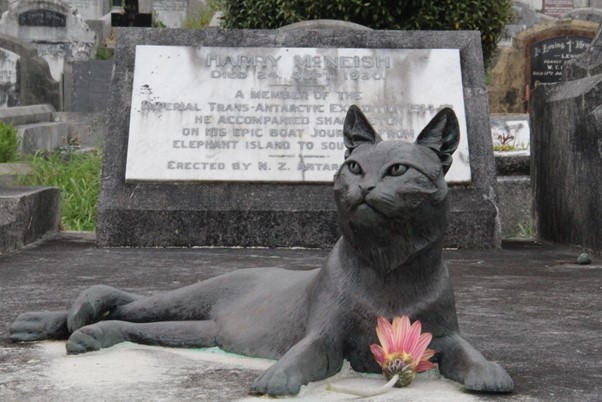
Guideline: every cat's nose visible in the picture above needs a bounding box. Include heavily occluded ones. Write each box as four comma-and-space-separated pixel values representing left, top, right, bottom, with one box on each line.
360, 185, 375, 197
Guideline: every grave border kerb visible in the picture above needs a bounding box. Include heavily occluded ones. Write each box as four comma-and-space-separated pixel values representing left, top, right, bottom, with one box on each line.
97, 28, 498, 248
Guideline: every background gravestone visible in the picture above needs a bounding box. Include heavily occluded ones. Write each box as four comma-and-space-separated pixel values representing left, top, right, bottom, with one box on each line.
0, 33, 60, 109
489, 19, 597, 113
63, 0, 111, 20
153, 0, 188, 28
0, 0, 96, 81
530, 25, 602, 254
97, 28, 499, 249
543, 0, 574, 17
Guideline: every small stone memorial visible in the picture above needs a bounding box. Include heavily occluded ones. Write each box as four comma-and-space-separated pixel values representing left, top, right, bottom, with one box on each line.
97, 28, 498, 249
0, 33, 60, 108
0, 0, 96, 81
152, 0, 188, 28
542, 0, 574, 18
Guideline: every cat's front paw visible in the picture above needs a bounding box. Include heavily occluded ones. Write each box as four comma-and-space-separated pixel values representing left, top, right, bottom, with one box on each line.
66, 321, 125, 355
250, 364, 304, 396
464, 361, 514, 393
9, 311, 69, 341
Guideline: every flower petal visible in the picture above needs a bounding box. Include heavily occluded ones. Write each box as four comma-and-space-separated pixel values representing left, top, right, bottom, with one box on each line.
416, 360, 436, 373
403, 319, 421, 353
375, 316, 395, 354
410, 332, 432, 362
421, 348, 436, 361
395, 315, 411, 352
370, 344, 386, 366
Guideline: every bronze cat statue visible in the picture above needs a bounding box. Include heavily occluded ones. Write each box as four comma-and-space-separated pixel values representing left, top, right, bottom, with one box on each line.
10, 105, 513, 395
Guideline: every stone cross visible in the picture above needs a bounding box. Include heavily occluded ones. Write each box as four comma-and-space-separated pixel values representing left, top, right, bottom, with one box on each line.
111, 0, 151, 27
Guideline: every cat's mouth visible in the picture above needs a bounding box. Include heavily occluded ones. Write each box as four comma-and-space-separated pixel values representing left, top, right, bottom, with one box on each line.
349, 202, 387, 226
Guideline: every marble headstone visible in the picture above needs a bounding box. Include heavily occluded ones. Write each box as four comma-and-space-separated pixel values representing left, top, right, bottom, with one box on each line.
0, 0, 96, 81
152, 0, 188, 28
97, 28, 498, 249
127, 46, 470, 183
63, 0, 111, 20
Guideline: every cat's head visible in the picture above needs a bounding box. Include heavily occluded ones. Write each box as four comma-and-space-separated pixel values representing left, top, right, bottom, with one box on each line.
333, 105, 460, 273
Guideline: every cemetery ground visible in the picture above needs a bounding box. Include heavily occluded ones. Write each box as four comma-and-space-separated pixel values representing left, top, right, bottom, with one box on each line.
0, 232, 600, 401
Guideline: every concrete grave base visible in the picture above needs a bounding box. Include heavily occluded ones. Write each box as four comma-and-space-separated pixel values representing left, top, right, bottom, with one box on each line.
0, 186, 60, 253
97, 28, 499, 249
0, 341, 474, 401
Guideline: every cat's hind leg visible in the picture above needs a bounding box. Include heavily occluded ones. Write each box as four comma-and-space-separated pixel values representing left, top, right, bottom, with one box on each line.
430, 333, 514, 393
67, 285, 143, 332
66, 320, 219, 354
10, 311, 69, 341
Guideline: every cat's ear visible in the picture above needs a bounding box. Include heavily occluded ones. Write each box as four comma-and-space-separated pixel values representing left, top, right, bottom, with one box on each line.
343, 105, 382, 157
415, 108, 460, 174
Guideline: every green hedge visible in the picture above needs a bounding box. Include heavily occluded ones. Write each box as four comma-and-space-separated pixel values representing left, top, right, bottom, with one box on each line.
219, 0, 512, 66
0, 122, 19, 163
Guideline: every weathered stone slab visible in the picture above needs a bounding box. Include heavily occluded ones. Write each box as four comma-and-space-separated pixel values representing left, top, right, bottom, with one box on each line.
126, 46, 470, 183
17, 121, 69, 153
0, 34, 60, 109
70, 59, 113, 113
0, 186, 60, 254
97, 28, 499, 249
0, 104, 55, 125
530, 27, 602, 253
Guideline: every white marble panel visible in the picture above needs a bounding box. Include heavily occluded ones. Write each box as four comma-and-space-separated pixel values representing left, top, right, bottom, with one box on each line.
126, 46, 471, 183
153, 0, 188, 28
0, 47, 20, 107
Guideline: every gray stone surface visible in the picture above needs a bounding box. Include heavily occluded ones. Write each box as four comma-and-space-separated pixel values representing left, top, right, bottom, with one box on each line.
0, 34, 60, 109
0, 233, 600, 400
530, 27, 602, 253
97, 28, 499, 249
0, 162, 31, 186
495, 152, 530, 176
0, 104, 55, 125
0, 186, 60, 254
17, 121, 69, 153
496, 176, 533, 238
53, 111, 106, 148
69, 59, 113, 113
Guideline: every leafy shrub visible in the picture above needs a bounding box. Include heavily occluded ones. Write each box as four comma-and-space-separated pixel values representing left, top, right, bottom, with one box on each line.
218, 0, 512, 66
17, 150, 102, 231
0, 121, 19, 163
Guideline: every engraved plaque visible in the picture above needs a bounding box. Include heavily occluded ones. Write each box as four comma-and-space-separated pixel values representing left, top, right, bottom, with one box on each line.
126, 46, 470, 183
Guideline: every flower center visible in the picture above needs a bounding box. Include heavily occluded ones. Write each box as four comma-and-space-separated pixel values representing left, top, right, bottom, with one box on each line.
382, 352, 417, 387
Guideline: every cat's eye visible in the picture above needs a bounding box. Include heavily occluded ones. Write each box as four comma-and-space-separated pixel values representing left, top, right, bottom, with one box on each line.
388, 164, 408, 176
347, 161, 362, 175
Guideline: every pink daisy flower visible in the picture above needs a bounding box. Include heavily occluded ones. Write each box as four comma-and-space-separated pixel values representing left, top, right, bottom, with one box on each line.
370, 315, 436, 387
